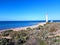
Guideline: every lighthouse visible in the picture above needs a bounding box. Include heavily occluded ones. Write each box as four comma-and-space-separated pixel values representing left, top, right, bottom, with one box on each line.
46, 13, 48, 23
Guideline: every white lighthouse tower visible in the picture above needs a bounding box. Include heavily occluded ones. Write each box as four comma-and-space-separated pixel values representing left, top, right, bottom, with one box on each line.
46, 13, 48, 23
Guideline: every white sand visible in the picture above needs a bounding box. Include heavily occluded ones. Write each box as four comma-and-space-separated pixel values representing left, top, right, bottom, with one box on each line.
12, 22, 46, 31
0, 22, 46, 31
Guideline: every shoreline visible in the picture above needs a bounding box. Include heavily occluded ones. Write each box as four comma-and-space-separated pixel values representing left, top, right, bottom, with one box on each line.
0, 22, 46, 31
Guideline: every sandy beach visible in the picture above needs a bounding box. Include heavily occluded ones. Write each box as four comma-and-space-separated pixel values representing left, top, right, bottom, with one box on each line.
0, 22, 46, 31
11, 22, 46, 31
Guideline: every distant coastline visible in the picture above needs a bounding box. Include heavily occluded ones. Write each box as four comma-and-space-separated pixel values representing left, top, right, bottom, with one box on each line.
11, 22, 46, 31
0, 22, 46, 31
0, 20, 60, 31
0, 21, 40, 30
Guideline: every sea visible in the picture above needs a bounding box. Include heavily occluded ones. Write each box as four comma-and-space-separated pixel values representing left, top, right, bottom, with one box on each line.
0, 20, 60, 30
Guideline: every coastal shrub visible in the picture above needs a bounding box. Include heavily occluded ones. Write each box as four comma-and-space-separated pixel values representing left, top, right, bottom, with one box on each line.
49, 26, 57, 32
26, 27, 32, 30
46, 22, 49, 24
9, 30, 29, 45
0, 38, 15, 45
1, 30, 13, 36
36, 26, 41, 30
17, 39, 24, 44
0, 38, 9, 45
39, 39, 47, 45
18, 30, 29, 41
20, 31, 28, 36
2, 30, 12, 33
43, 23, 47, 26
33, 25, 43, 30
32, 27, 39, 30
44, 22, 50, 26
38, 25, 43, 29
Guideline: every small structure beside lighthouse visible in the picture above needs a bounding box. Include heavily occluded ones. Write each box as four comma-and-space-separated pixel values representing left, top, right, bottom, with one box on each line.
46, 13, 48, 23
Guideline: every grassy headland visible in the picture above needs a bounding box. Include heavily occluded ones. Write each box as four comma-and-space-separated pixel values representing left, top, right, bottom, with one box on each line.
0, 22, 60, 45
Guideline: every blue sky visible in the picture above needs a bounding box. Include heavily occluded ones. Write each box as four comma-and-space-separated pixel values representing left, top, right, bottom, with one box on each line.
0, 0, 60, 21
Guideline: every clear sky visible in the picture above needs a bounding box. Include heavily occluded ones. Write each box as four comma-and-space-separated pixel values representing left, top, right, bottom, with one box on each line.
0, 0, 60, 21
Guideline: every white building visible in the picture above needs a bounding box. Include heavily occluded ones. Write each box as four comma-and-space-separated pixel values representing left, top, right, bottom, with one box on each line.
46, 13, 48, 23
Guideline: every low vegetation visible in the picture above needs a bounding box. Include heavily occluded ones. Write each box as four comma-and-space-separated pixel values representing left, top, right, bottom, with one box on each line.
0, 22, 60, 45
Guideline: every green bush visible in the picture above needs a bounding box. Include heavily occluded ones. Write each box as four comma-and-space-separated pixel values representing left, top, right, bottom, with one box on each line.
26, 27, 32, 30
1, 30, 13, 36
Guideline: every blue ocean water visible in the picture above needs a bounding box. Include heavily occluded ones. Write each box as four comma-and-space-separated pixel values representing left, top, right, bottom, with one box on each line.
0, 21, 41, 30
0, 20, 60, 30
